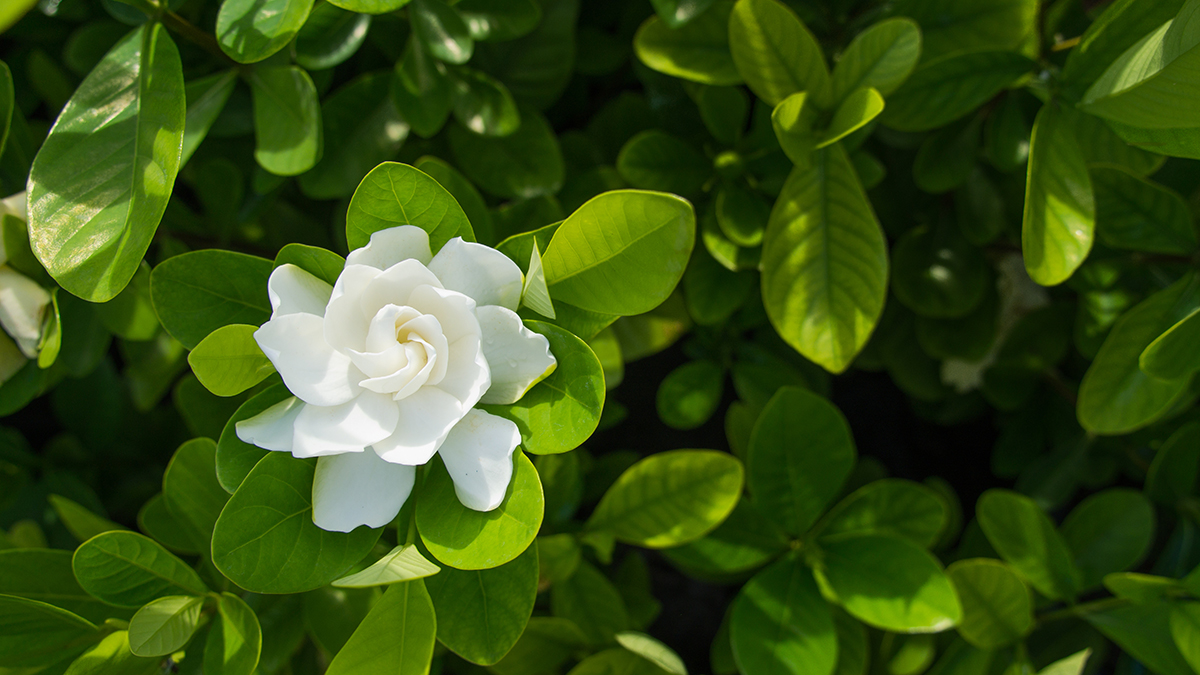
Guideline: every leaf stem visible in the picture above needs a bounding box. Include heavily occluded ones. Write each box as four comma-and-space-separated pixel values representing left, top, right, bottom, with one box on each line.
1036, 596, 1127, 625
159, 11, 236, 65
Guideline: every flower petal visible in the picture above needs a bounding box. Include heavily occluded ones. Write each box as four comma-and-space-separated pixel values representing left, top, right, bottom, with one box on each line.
312, 451, 415, 532
268, 264, 333, 318
476, 306, 557, 405
405, 284, 479, 344
346, 225, 433, 270
256, 313, 365, 407
439, 409, 521, 511
436, 332, 490, 409
1, 192, 27, 221
371, 387, 466, 465
358, 260, 443, 320
0, 266, 50, 358
292, 392, 400, 458
235, 396, 305, 452
324, 264, 382, 353
427, 238, 524, 310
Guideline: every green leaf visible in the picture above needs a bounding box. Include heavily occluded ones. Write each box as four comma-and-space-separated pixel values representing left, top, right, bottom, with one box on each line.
1105, 572, 1181, 602
771, 92, 817, 166
62, 630, 160, 675
456, 0, 541, 41
697, 84, 749, 146
0, 549, 128, 624
521, 242, 555, 318
181, 70, 237, 167
891, 223, 988, 319
449, 108, 564, 199
542, 190, 694, 317
881, 51, 1033, 133
1038, 650, 1092, 675
747, 386, 855, 536
96, 262, 159, 341
49, 494, 126, 542
333, 544, 440, 587
761, 145, 887, 373
413, 156, 495, 245
0, 61, 11, 158
450, 67, 520, 137
425, 543, 538, 665
1022, 104, 1095, 287
411, 0, 474, 64
975, 489, 1081, 601
392, 38, 453, 139
0, 595, 100, 669
1145, 421, 1200, 504
248, 66, 322, 176
1077, 273, 1200, 434
831, 18, 922, 101
205, 592, 262, 675
137, 493, 198, 555
1172, 602, 1200, 675
656, 360, 724, 430
489, 617, 586, 675
472, 0, 578, 109
913, 115, 983, 194
1061, 0, 1183, 96
616, 130, 710, 196
325, 580, 437, 675
946, 558, 1032, 650
586, 446, 743, 547
0, 0, 37, 34
615, 632, 686, 675
1093, 166, 1196, 255
27, 24, 185, 302
346, 161, 474, 252
814, 533, 961, 633
162, 438, 230, 551
729, 556, 835, 675
188, 324, 274, 397
550, 560, 630, 645
817, 88, 883, 148
480, 322, 603, 455
326, 0, 411, 12
1060, 488, 1154, 590
1072, 108, 1164, 175
633, 1, 741, 85
294, 3, 371, 70
661, 496, 789, 577
893, 0, 1036, 62
728, 0, 831, 107
216, 382, 290, 493
150, 249, 273, 350
217, 0, 314, 64
1083, 600, 1196, 675
211, 452, 381, 593
417, 451, 543, 570
73, 531, 208, 607
128, 595, 203, 657
816, 478, 945, 548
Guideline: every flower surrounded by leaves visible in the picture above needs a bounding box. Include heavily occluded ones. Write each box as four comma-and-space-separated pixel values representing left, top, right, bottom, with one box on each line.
0, 192, 52, 385
236, 226, 556, 532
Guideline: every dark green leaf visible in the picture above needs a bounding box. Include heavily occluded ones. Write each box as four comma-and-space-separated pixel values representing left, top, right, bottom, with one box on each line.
1092, 165, 1195, 255
616, 130, 710, 196
730, 556, 836, 675
248, 66, 322, 176
150, 249, 272, 350
294, 3, 371, 70
882, 51, 1033, 133
0, 595, 100, 669
831, 18, 921, 101
1060, 488, 1154, 590
411, 0, 474, 64
976, 489, 1081, 601
947, 558, 1032, 650
72, 531, 208, 607
449, 108, 564, 198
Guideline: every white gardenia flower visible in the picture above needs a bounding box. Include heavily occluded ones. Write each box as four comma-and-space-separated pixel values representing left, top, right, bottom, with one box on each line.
236, 226, 557, 533
0, 192, 52, 385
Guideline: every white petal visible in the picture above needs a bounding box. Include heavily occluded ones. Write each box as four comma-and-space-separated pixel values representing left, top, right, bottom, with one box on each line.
255, 313, 364, 407
0, 192, 27, 221
292, 392, 400, 458
363, 304, 422, 353
0, 332, 25, 386
0, 266, 50, 358
436, 332, 490, 409
268, 264, 333, 318
357, 260, 442, 320
235, 397, 304, 452
476, 306, 557, 405
363, 338, 434, 398
405, 284, 479, 344
439, 409, 520, 512
427, 238, 524, 310
312, 451, 415, 532
346, 226, 433, 270
324, 264, 382, 353
371, 388, 466, 465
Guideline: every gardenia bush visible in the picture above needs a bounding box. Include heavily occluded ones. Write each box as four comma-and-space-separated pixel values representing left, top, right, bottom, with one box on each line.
4, 0, 1200, 674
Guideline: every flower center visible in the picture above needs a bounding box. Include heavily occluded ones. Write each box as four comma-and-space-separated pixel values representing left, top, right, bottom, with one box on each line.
350, 303, 451, 399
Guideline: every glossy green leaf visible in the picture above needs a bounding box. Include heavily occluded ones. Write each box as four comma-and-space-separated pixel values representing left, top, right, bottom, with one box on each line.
417, 451, 543, 570
1146, 421, 1200, 504
128, 595, 202, 657
62, 630, 159, 675
633, 0, 741, 85
550, 560, 630, 645
216, 383, 290, 493
616, 632, 686, 675
426, 543, 538, 664
616, 130, 709, 196
411, 0, 474, 64
976, 489, 1081, 601
211, 452, 381, 593
748, 386, 855, 536
1093, 166, 1196, 255
831, 18, 922, 101
293, 3, 371, 70
656, 360, 724, 430
333, 544, 440, 587
1022, 104, 1095, 287
346, 161, 474, 252
205, 592, 262, 675
771, 91, 817, 166
1039, 650, 1091, 675
413, 156, 495, 244
188, 324, 273, 397
1083, 600, 1195, 675
217, 0, 313, 64
248, 66, 322, 176
521, 242, 555, 318
451, 67, 520, 137
72, 531, 208, 607
729, 556, 835, 675
728, 0, 831, 107
893, 0, 1035, 62
817, 479, 945, 548
882, 51, 1033, 132
761, 145, 887, 373
1061, 0, 1183, 95
585, 449, 742, 548
163, 438, 229, 551
457, 0, 541, 41
946, 558, 1032, 650
326, 0, 411, 12
0, 549, 127, 624
448, 108, 564, 198
326, 580, 436, 675
817, 88, 883, 148
480, 322, 603, 455
661, 496, 788, 577
150, 249, 272, 350
0, 0, 37, 34
0, 595, 100, 669
1060, 488, 1154, 590
543, 190, 695, 316
815, 533, 961, 633
28, 24, 185, 302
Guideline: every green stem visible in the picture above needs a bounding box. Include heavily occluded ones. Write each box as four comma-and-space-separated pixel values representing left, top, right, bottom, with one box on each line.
1036, 597, 1127, 625
159, 11, 236, 65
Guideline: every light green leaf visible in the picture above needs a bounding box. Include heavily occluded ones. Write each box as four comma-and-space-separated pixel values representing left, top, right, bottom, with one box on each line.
204, 593, 262, 675
1083, 600, 1195, 675
761, 145, 887, 373
1104, 572, 1182, 602
0, 595, 100, 669
211, 452, 381, 593
128, 595, 203, 657
62, 630, 159, 675
543, 190, 695, 316
72, 531, 207, 607
188, 324, 274, 397
0, 0, 37, 34
815, 533, 961, 633
656, 360, 724, 430
831, 18, 922, 101
947, 558, 1032, 650
28, 24, 185, 302
1172, 602, 1200, 674
522, 242, 556, 318
294, 3, 371, 70
771, 92, 817, 166
1038, 650, 1091, 675
49, 494, 126, 543
616, 130, 710, 196
162, 438, 230, 552
450, 67, 520, 137
1061, 488, 1154, 590
893, 0, 1035, 62
881, 51, 1033, 132
550, 560, 630, 645
0, 549, 128, 624
425, 543, 538, 665
1092, 166, 1196, 255
975, 489, 1081, 601
661, 496, 789, 578
217, 0, 313, 64
181, 70, 237, 167
248, 66, 322, 176
633, 0, 741, 85
448, 107, 564, 199
346, 161, 474, 252
1061, 0, 1183, 96
617, 632, 687, 675
326, 0, 411, 12
728, 0, 831, 107
747, 386, 855, 536
149, 249, 273, 350
1022, 104, 1095, 287
333, 544, 441, 587
417, 451, 543, 570
817, 478, 945, 548
411, 0, 474, 64
457, 0, 541, 41
817, 88, 883, 148
730, 557, 836, 675
325, 581, 436, 675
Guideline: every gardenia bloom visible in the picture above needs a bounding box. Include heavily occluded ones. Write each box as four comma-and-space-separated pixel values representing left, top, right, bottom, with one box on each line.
0, 192, 52, 385
235, 226, 556, 533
